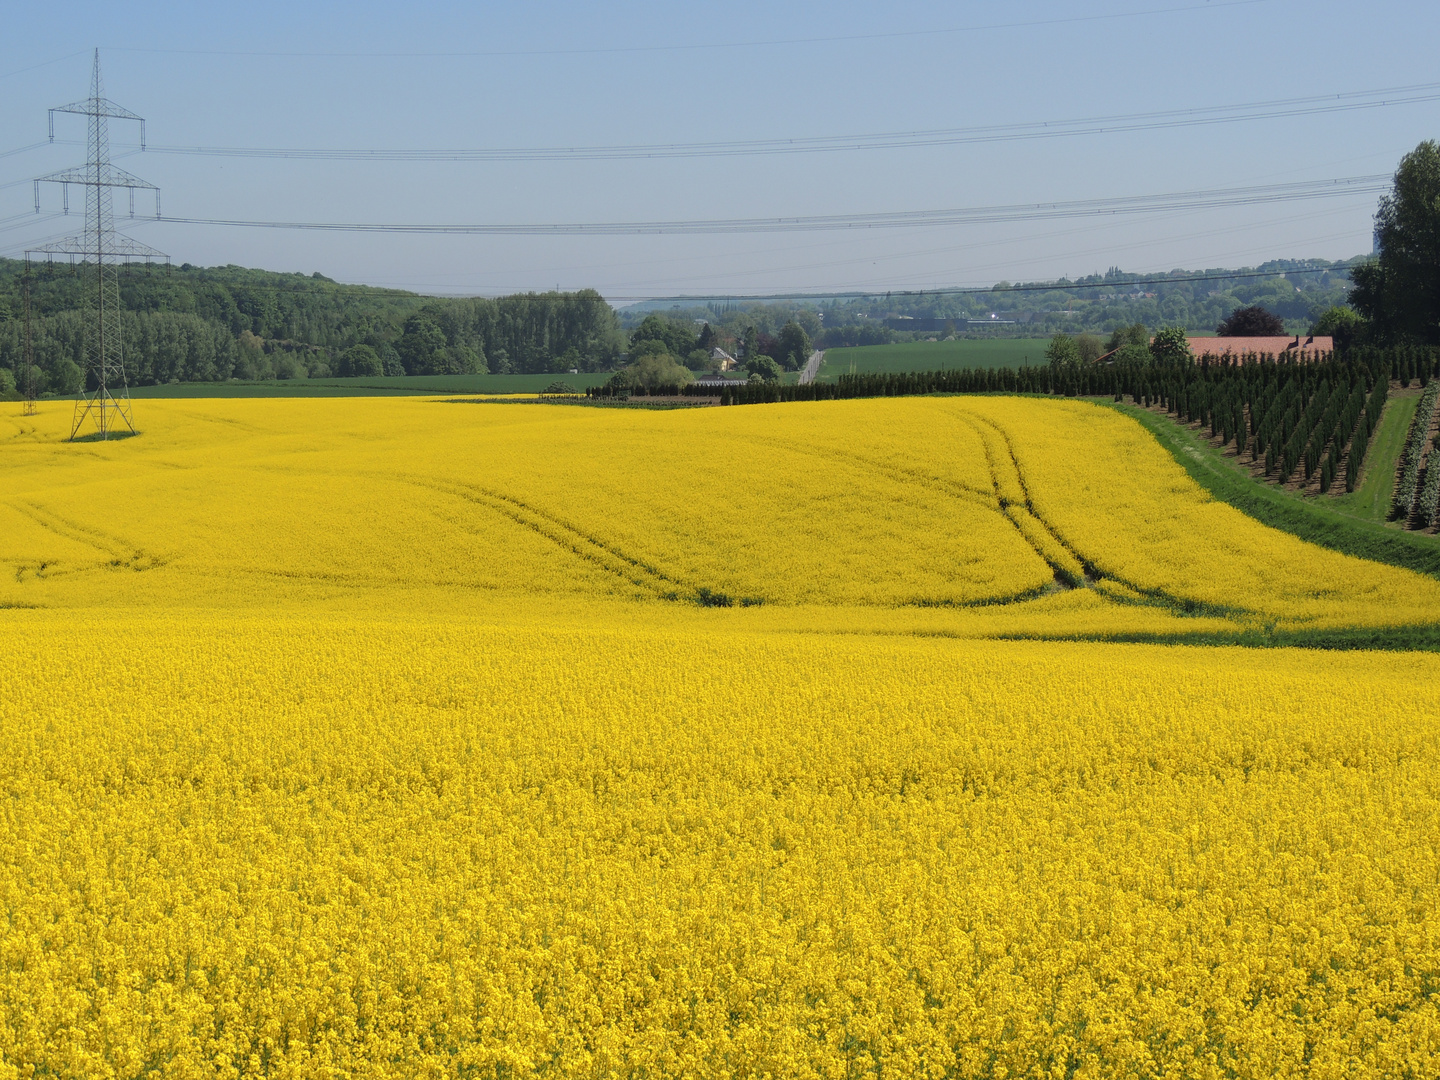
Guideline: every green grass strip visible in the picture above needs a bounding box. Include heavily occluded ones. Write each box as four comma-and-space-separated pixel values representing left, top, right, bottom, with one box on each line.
1330, 394, 1419, 522
1101, 399, 1440, 580
995, 624, 1440, 651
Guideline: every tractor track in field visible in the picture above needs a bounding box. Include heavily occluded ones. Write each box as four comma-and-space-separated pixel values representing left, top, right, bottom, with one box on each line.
956, 413, 1090, 587
957, 411, 1256, 620
6, 500, 168, 579
403, 473, 1052, 611
398, 475, 703, 602
734, 430, 997, 510
410, 419, 1256, 619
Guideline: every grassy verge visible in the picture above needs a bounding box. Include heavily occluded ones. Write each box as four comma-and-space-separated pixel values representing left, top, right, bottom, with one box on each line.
1102, 399, 1440, 579
998, 624, 1440, 651
1329, 393, 1418, 522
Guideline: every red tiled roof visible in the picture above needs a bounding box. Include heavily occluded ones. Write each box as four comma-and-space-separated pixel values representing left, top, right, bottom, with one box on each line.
1185, 336, 1332, 357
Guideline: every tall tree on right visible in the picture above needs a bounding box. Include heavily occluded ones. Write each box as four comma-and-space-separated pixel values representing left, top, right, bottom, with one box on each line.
1350, 141, 1440, 345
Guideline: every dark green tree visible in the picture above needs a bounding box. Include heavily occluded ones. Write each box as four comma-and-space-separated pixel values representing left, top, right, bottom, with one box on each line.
1150, 326, 1193, 365
628, 314, 697, 359
628, 352, 692, 389
339, 344, 383, 377
1105, 323, 1149, 352
776, 322, 812, 371
435, 343, 485, 375
1113, 343, 1151, 366
1045, 333, 1081, 367
1216, 305, 1285, 336
745, 355, 783, 383
1309, 305, 1365, 350
628, 337, 671, 362
376, 341, 405, 376
1350, 141, 1440, 344
396, 315, 447, 375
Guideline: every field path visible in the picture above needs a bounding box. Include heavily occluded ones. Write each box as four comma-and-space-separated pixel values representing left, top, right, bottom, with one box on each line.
798, 349, 824, 385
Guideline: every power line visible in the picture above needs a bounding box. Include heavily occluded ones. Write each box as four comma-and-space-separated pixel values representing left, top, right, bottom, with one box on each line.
0, 141, 51, 161
589, 203, 1366, 293
132, 84, 1440, 163
103, 1, 1270, 60
145, 175, 1387, 237
27, 50, 162, 440
0, 50, 90, 82
0, 255, 1357, 305
603, 267, 1360, 304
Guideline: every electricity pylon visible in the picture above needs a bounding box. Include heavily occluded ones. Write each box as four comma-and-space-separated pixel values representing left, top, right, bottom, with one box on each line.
21, 265, 38, 416
29, 49, 165, 440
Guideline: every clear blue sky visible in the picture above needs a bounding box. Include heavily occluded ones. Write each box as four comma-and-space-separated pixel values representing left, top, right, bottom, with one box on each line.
1, 0, 1435, 299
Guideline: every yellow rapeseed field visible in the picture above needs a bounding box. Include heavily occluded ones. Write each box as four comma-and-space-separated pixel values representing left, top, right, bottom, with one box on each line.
3, 395, 1439, 1077
4, 395, 1438, 630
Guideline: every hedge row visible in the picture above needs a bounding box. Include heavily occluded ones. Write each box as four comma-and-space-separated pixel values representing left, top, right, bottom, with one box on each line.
1393, 381, 1440, 521
1345, 377, 1391, 492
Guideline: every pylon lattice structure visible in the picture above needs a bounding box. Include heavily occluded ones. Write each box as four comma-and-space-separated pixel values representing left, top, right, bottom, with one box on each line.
21, 266, 38, 416
29, 49, 165, 440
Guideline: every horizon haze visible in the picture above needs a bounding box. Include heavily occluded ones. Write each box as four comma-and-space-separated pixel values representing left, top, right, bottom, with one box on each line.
1, 0, 1435, 299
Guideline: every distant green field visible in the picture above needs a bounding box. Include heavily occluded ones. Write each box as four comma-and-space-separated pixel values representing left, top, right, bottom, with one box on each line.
819, 339, 1051, 380
112, 373, 613, 398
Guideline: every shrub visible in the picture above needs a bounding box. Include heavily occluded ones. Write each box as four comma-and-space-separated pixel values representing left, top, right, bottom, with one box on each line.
1045, 334, 1081, 367
745, 355, 784, 383
1150, 327, 1193, 365
1392, 382, 1440, 519
628, 353, 693, 391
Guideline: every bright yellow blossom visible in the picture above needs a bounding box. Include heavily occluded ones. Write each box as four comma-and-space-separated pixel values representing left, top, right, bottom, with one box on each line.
2, 394, 1438, 1077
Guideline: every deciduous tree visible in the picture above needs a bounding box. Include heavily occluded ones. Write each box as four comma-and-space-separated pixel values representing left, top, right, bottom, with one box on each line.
1217, 305, 1285, 336
1105, 323, 1149, 353
1350, 141, 1440, 344
1045, 334, 1081, 367
339, 344, 383, 377
1075, 333, 1103, 364
628, 352, 693, 390
776, 322, 812, 371
1150, 326, 1193, 365
745, 355, 783, 383
396, 315, 447, 375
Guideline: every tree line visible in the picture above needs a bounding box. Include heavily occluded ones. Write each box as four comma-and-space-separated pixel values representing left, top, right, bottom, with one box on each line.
0, 260, 624, 394
617, 260, 1359, 349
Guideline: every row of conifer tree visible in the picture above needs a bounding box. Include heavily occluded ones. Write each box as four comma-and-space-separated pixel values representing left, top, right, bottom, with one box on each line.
703, 345, 1440, 500
1393, 381, 1440, 526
